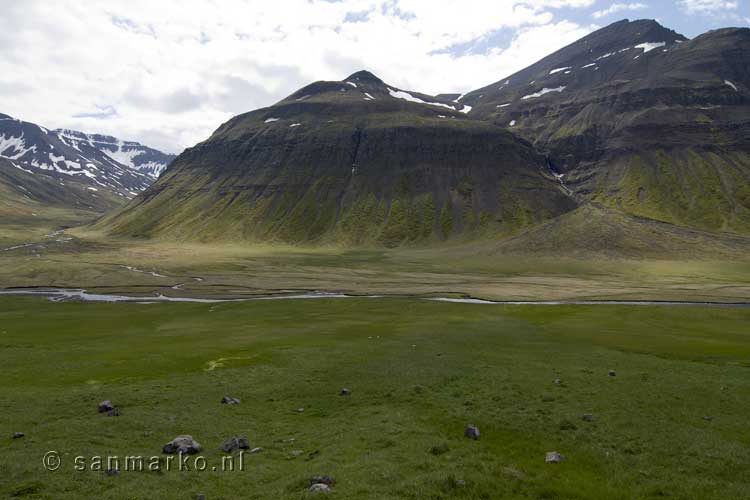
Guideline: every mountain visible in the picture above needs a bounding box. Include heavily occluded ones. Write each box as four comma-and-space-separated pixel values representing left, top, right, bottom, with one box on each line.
0, 113, 175, 201
0, 156, 120, 214
462, 19, 750, 234
53, 129, 176, 179
96, 71, 575, 245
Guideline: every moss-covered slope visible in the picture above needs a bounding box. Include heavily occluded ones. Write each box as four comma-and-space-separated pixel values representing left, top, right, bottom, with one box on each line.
463, 20, 750, 234
98, 71, 575, 245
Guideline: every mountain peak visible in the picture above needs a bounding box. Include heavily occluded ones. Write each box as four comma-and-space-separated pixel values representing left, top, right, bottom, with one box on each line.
345, 70, 384, 84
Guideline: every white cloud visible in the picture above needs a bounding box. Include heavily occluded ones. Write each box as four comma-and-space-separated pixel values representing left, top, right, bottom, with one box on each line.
0, 0, 596, 153
592, 3, 648, 19
677, 0, 739, 13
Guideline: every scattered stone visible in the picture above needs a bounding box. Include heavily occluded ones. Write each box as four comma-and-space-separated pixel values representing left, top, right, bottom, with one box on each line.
608, 370, 616, 377
309, 483, 331, 493
98, 400, 115, 413
429, 443, 450, 456
545, 451, 565, 463
250, 447, 263, 454
703, 416, 714, 422
106, 408, 121, 417
221, 396, 240, 405
307, 449, 321, 460
297, 407, 305, 413
553, 378, 562, 386
162, 435, 202, 455
12, 432, 24, 439
106, 468, 120, 476
339, 388, 351, 396
219, 436, 250, 453
310, 476, 336, 487
582, 413, 595, 422
290, 450, 304, 457
455, 479, 466, 487
464, 424, 480, 440
196, 494, 206, 500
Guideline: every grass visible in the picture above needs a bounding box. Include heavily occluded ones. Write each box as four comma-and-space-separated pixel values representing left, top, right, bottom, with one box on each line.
1, 297, 749, 499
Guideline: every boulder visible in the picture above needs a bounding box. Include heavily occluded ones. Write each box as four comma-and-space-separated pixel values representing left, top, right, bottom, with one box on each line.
582, 413, 595, 422
309, 483, 331, 493
339, 388, 352, 396
608, 370, 616, 377
221, 396, 241, 405
163, 435, 202, 455
106, 408, 121, 417
464, 424, 480, 440
219, 436, 250, 453
553, 378, 562, 386
12, 432, 24, 439
98, 400, 114, 413
545, 451, 565, 463
310, 475, 336, 486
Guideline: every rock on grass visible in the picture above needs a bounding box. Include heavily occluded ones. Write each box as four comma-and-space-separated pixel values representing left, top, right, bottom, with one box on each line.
464, 424, 480, 440
219, 436, 250, 453
162, 435, 202, 455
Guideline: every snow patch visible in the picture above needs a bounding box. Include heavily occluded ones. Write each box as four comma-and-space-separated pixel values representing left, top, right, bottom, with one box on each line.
509, 120, 516, 127
459, 105, 472, 114
345, 81, 357, 88
549, 66, 571, 75
635, 42, 666, 53
388, 88, 460, 111
264, 117, 280, 123
289, 123, 302, 127
0, 133, 34, 160
497, 103, 511, 108
522, 86, 566, 100
363, 92, 375, 100
725, 80, 738, 91
581, 63, 596, 69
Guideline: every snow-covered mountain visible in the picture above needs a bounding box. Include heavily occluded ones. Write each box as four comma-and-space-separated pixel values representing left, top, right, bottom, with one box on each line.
54, 129, 176, 179
0, 113, 175, 200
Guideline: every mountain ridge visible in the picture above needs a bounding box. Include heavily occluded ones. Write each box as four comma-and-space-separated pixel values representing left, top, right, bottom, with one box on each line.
95, 19, 750, 248
96, 71, 574, 244
462, 19, 750, 234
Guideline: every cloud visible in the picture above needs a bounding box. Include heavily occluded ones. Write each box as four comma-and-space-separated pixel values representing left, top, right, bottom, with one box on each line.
677, 0, 738, 13
0, 0, 597, 153
592, 3, 648, 19
72, 105, 119, 120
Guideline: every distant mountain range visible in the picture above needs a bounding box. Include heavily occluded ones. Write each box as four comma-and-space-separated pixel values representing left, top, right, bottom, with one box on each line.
78, 20, 750, 246
0, 113, 175, 211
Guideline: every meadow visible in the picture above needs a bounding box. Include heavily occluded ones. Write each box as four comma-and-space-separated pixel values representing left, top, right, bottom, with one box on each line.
2, 296, 750, 499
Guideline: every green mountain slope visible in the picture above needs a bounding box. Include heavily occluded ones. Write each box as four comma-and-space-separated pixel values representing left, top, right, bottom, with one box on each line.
97, 71, 575, 245
463, 20, 750, 234
0, 157, 122, 245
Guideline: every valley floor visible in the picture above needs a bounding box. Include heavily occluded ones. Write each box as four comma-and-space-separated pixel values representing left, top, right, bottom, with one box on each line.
1, 297, 749, 499
2, 210, 750, 499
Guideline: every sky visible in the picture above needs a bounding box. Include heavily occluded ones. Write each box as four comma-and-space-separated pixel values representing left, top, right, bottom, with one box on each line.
0, 0, 747, 154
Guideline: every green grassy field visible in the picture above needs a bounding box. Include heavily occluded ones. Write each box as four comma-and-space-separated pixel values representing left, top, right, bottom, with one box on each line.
2, 297, 749, 499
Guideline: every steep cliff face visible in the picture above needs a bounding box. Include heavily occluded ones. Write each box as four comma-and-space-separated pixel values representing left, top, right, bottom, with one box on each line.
464, 20, 750, 233
98, 71, 575, 245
